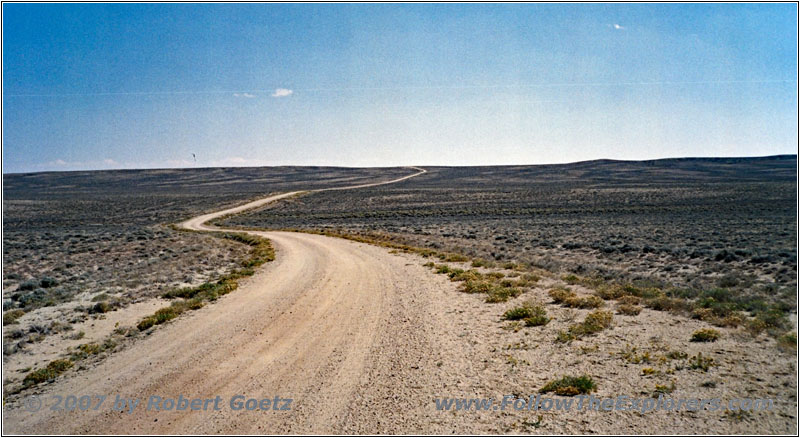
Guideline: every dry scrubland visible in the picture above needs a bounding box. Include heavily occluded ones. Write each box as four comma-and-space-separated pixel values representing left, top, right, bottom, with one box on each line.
2, 167, 413, 387
2, 157, 798, 434
223, 157, 796, 302
215, 156, 798, 432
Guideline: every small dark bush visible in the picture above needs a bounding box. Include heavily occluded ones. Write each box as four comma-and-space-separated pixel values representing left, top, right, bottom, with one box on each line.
690, 328, 720, 342
90, 302, 112, 314
616, 304, 642, 316
3, 309, 25, 325
503, 302, 550, 326
540, 375, 597, 396
777, 332, 797, 351
18, 279, 38, 291
39, 277, 58, 288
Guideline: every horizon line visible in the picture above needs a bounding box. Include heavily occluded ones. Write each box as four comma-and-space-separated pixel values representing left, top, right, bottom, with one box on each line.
3, 153, 796, 176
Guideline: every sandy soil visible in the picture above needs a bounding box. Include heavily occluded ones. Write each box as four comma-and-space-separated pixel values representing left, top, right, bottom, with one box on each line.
3, 298, 170, 384
3, 165, 796, 434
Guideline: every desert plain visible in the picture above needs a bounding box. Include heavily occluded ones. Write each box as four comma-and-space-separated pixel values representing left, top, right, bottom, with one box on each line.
2, 156, 797, 434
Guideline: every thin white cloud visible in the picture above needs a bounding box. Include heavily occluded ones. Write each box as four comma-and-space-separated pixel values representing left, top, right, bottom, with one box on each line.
271, 88, 293, 98
233, 92, 256, 98
44, 158, 121, 170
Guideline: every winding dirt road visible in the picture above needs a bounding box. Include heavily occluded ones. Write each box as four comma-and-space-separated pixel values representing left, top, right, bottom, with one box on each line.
4, 166, 489, 434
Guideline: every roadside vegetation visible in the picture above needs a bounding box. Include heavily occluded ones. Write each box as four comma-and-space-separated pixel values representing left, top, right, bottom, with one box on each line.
14, 231, 275, 393
540, 375, 597, 396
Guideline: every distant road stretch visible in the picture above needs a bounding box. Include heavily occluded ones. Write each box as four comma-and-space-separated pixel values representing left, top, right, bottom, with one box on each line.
178, 166, 426, 232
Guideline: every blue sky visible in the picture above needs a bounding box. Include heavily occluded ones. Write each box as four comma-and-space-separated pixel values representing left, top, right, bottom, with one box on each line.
3, 3, 797, 173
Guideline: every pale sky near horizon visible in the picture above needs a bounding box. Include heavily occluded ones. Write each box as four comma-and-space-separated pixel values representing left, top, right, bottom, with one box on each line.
2, 3, 797, 173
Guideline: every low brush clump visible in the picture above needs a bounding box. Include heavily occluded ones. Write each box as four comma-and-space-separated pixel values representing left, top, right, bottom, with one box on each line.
428, 264, 524, 303
616, 303, 642, 316
22, 359, 73, 386
689, 352, 716, 372
70, 338, 119, 361
485, 285, 523, 303
557, 310, 614, 342
503, 301, 550, 326
548, 287, 604, 309
564, 276, 792, 340
540, 375, 597, 396
690, 328, 721, 342
3, 309, 25, 325
562, 274, 605, 289
777, 332, 797, 351
137, 299, 205, 331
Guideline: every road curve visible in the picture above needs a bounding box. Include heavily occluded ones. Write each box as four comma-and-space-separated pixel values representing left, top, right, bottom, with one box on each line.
5, 166, 474, 434
178, 166, 426, 232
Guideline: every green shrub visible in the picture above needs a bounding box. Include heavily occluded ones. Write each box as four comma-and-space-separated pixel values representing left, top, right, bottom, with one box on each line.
23, 359, 73, 386
502, 262, 527, 271
540, 375, 596, 396
18, 279, 38, 291
153, 307, 179, 323
616, 304, 642, 316
78, 343, 102, 355
753, 308, 788, 331
777, 332, 797, 351
443, 253, 469, 262
90, 301, 113, 314
689, 352, 716, 372
462, 280, 494, 294
571, 310, 613, 337
617, 295, 641, 305
548, 287, 575, 304
471, 258, 491, 268
449, 270, 482, 282
690, 328, 721, 342
137, 317, 157, 331
218, 232, 275, 268
595, 283, 626, 300
646, 295, 687, 313
716, 313, 744, 328
555, 330, 575, 343
3, 309, 25, 325
565, 295, 605, 309
504, 305, 535, 321
525, 314, 550, 327
514, 273, 540, 287
621, 284, 663, 299
435, 264, 452, 274
39, 277, 58, 288
485, 286, 522, 303
618, 345, 652, 364
579, 310, 613, 334
503, 302, 550, 326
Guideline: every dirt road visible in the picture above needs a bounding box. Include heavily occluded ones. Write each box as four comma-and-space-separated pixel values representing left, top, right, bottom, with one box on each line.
5, 166, 484, 434
5, 166, 797, 434
178, 166, 426, 232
